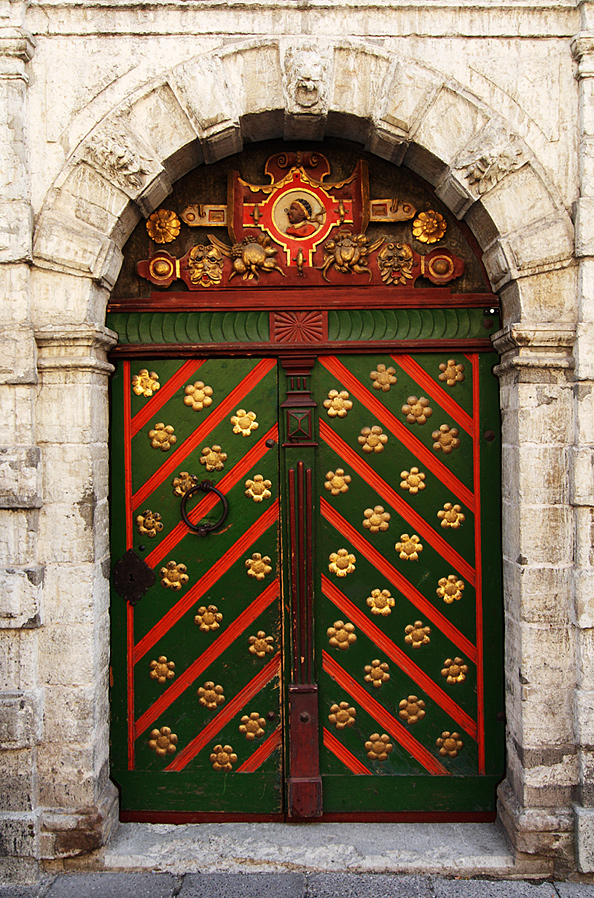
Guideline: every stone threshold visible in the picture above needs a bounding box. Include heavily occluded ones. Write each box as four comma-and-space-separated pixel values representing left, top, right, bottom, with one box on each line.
74, 822, 550, 879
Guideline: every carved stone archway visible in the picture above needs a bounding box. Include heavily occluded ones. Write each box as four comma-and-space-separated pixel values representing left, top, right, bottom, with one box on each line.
29, 37, 578, 873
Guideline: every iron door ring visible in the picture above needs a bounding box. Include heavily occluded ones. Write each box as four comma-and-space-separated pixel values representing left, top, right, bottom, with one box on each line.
180, 481, 229, 536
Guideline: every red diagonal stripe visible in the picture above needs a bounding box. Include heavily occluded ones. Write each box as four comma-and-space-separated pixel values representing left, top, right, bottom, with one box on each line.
237, 726, 282, 773
394, 355, 473, 436
320, 420, 475, 584
135, 578, 280, 737
133, 358, 276, 508
131, 360, 205, 437
134, 498, 279, 663
323, 727, 371, 775
321, 498, 477, 659
322, 575, 477, 739
166, 654, 281, 772
145, 423, 279, 569
319, 356, 474, 511
323, 651, 448, 775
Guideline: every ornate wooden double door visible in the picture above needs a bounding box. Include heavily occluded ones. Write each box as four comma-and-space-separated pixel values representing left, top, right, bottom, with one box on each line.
110, 350, 503, 821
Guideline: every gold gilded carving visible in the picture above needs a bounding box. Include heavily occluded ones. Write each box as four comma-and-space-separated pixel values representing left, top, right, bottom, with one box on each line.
370, 363, 397, 392
358, 425, 388, 454
437, 731, 463, 758
328, 702, 357, 729
319, 228, 384, 282
209, 233, 286, 281
245, 474, 272, 502
365, 733, 393, 761
248, 630, 274, 657
323, 389, 353, 418
149, 656, 175, 684
400, 468, 426, 494
172, 472, 199, 497
187, 244, 225, 288
146, 209, 181, 244
160, 560, 189, 591
198, 681, 225, 709
239, 712, 266, 740
148, 422, 177, 451
230, 409, 259, 437
210, 744, 237, 771
412, 210, 447, 244
328, 549, 356, 577
377, 242, 414, 286
437, 502, 465, 529
184, 381, 214, 411
180, 204, 228, 227
366, 588, 395, 617
148, 726, 178, 757
441, 657, 469, 684
132, 368, 160, 397
245, 553, 272, 581
369, 198, 417, 222
395, 534, 423, 561
194, 604, 223, 632
398, 695, 426, 724
401, 396, 433, 425
364, 659, 390, 688
327, 620, 357, 650
437, 575, 465, 604
439, 359, 465, 386
136, 509, 163, 538
200, 445, 227, 472
404, 620, 431, 648
362, 505, 391, 533
324, 469, 352, 496
432, 424, 461, 455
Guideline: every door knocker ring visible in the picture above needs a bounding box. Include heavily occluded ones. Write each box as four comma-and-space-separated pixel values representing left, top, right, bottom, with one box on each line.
180, 480, 229, 536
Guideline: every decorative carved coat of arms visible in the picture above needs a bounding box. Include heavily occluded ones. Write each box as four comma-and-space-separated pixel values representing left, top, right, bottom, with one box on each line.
136, 151, 465, 290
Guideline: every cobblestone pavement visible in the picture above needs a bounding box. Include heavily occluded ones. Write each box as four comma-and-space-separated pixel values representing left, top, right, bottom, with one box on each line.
2, 874, 594, 898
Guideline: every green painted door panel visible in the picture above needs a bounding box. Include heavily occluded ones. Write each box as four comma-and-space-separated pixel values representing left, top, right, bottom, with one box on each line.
312, 353, 504, 814
110, 358, 283, 816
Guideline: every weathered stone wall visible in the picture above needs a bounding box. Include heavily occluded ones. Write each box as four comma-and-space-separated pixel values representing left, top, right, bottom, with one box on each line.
1, 0, 592, 882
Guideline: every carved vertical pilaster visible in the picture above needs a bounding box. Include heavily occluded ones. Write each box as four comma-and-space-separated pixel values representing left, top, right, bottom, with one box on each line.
0, 4, 39, 883
571, 16, 594, 871
280, 356, 322, 818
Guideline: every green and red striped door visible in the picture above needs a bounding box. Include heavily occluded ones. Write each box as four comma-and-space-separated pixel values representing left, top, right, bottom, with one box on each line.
313, 353, 503, 815
110, 352, 503, 818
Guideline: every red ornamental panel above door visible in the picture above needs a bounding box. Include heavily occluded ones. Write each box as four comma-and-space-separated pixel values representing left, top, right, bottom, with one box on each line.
109, 350, 503, 820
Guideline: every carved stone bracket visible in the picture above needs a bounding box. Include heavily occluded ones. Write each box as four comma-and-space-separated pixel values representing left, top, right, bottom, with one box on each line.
492, 322, 576, 376
35, 324, 118, 376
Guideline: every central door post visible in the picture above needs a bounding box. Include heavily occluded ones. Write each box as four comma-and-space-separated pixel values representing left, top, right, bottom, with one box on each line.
281, 355, 322, 818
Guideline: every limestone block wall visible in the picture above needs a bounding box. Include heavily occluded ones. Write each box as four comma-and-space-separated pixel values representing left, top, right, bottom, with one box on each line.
1, 0, 592, 882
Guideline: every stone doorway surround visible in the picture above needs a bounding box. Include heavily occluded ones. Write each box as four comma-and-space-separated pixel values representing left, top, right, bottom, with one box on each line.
3, 1, 594, 881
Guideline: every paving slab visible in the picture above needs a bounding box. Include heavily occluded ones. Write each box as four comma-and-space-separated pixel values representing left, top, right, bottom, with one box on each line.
307, 872, 434, 897
432, 879, 558, 898
103, 822, 518, 875
179, 873, 306, 898
0, 888, 41, 898
43, 872, 179, 898
556, 886, 594, 897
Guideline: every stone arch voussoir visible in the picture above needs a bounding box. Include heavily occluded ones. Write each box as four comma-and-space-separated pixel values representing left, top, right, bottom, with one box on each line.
32, 36, 574, 311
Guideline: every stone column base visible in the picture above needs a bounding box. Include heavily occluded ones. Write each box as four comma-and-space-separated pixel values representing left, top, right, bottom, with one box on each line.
39, 780, 119, 862
498, 779, 574, 876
